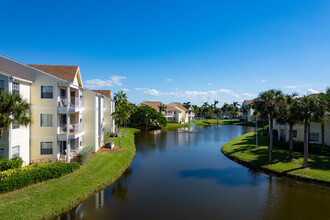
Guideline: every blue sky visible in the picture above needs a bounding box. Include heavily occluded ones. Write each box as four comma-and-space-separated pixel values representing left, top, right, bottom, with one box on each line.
1, 0, 329, 106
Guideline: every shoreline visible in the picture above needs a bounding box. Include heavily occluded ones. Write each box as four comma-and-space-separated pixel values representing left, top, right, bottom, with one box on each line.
221, 131, 330, 186
0, 128, 140, 220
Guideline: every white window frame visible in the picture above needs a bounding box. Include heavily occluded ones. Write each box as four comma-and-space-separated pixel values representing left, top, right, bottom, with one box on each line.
12, 145, 20, 157
12, 82, 20, 94
40, 85, 54, 99
0, 148, 5, 158
40, 142, 53, 155
40, 114, 53, 127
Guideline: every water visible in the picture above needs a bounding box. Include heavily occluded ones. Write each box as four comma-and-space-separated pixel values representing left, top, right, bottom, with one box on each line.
57, 125, 330, 220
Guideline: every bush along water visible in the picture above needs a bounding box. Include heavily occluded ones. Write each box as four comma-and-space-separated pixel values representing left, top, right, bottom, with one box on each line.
0, 156, 23, 172
0, 162, 80, 194
76, 146, 94, 165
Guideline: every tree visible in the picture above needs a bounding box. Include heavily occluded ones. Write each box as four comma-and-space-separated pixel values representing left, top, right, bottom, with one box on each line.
277, 93, 300, 159
183, 102, 191, 106
130, 105, 167, 130
214, 108, 222, 124
314, 93, 329, 152
113, 91, 128, 108
0, 91, 31, 138
158, 103, 167, 114
253, 89, 284, 163
221, 103, 229, 117
192, 105, 201, 120
296, 95, 318, 168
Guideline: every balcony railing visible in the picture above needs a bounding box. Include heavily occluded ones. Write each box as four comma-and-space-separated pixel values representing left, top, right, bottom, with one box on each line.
58, 96, 84, 108
58, 123, 84, 134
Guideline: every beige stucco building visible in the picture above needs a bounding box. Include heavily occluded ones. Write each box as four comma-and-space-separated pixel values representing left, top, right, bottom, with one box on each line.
0, 55, 115, 165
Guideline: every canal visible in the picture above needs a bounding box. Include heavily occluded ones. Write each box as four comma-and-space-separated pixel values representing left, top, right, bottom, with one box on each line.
58, 125, 330, 219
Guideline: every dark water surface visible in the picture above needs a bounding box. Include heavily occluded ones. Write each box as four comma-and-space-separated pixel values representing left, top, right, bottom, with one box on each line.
58, 125, 330, 220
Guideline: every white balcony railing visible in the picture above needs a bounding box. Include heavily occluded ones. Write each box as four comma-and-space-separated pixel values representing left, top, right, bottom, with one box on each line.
58, 123, 84, 134
58, 96, 84, 108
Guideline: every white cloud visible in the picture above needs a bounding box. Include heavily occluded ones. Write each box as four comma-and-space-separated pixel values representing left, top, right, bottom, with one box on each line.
218, 89, 240, 98
242, 93, 255, 98
144, 89, 160, 96
135, 88, 148, 91
85, 75, 126, 89
166, 78, 173, 82
306, 88, 319, 95
285, 85, 298, 89
257, 79, 267, 83
122, 88, 130, 92
207, 83, 213, 86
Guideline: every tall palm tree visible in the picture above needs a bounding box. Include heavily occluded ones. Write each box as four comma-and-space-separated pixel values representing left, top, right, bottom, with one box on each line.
158, 103, 167, 114
253, 89, 284, 163
277, 93, 300, 159
183, 102, 191, 106
113, 91, 128, 109
0, 91, 31, 138
221, 103, 229, 117
214, 108, 222, 124
314, 94, 329, 152
296, 95, 318, 168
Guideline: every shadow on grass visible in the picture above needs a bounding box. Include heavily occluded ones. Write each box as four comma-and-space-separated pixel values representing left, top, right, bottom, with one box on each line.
226, 134, 330, 172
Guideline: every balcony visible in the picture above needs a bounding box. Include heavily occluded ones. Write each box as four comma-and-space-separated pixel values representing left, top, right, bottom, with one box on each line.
58, 96, 84, 112
57, 123, 84, 140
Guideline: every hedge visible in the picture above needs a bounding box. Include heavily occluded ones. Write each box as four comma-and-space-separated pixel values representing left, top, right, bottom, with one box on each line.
0, 162, 50, 180
0, 156, 23, 172
76, 146, 94, 165
0, 162, 80, 194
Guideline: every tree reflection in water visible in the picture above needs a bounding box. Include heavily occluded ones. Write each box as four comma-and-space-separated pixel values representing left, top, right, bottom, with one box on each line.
111, 168, 133, 202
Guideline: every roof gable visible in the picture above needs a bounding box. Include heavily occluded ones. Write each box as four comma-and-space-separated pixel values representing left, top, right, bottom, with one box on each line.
92, 90, 111, 98
28, 64, 79, 83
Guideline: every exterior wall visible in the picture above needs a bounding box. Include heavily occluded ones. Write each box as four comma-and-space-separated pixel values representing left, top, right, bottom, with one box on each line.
0, 75, 9, 159
83, 89, 97, 149
274, 119, 330, 146
241, 101, 254, 122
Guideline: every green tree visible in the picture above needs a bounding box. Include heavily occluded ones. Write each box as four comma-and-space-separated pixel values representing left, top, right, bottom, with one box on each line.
158, 103, 167, 114
214, 108, 222, 124
130, 105, 167, 130
277, 93, 300, 159
0, 91, 31, 138
296, 95, 318, 168
253, 89, 284, 163
113, 91, 128, 109
314, 93, 329, 152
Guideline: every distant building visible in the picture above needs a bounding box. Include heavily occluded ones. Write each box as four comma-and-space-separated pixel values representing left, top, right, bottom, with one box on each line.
241, 99, 256, 122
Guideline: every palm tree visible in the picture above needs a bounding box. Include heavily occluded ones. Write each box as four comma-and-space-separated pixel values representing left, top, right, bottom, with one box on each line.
113, 91, 128, 108
183, 102, 191, 106
214, 108, 222, 124
296, 95, 318, 168
158, 103, 167, 114
0, 91, 31, 138
277, 93, 300, 159
314, 94, 329, 152
253, 89, 284, 163
221, 103, 229, 118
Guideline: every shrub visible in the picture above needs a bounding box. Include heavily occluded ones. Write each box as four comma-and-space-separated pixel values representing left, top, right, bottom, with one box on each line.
76, 146, 94, 165
0, 162, 50, 180
0, 156, 23, 172
0, 162, 80, 193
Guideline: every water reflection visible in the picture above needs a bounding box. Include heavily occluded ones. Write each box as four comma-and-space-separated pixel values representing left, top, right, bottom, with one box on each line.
58, 125, 330, 220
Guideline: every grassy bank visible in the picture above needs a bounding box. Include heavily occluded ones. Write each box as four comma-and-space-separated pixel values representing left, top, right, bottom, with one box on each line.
222, 130, 330, 184
0, 128, 139, 220
164, 119, 259, 129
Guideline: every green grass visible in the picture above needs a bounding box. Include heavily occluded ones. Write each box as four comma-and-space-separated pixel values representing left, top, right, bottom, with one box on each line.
222, 130, 330, 183
164, 119, 259, 130
0, 128, 140, 220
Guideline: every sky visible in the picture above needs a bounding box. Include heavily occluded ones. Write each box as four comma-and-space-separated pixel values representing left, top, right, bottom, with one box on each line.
1, 0, 330, 106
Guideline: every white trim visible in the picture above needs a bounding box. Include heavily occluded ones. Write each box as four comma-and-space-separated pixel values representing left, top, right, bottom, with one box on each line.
0, 71, 34, 84
11, 137, 29, 144
31, 136, 56, 139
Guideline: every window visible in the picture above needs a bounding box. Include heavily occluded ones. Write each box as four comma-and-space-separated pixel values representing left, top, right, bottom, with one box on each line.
41, 86, 53, 99
40, 114, 53, 127
310, 133, 319, 142
12, 82, 19, 94
0, 148, 4, 158
292, 130, 297, 138
12, 122, 20, 129
0, 80, 5, 92
12, 145, 20, 157
80, 141, 82, 147
40, 142, 53, 155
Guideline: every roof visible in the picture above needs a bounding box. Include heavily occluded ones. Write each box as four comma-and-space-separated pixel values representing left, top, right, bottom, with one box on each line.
140, 101, 164, 111
168, 102, 188, 111
167, 105, 181, 111
28, 64, 78, 83
0, 68, 32, 81
243, 99, 257, 105
92, 90, 111, 98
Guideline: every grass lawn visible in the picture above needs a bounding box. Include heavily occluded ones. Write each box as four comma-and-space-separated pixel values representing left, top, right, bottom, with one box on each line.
164, 119, 259, 129
222, 130, 330, 183
0, 128, 139, 220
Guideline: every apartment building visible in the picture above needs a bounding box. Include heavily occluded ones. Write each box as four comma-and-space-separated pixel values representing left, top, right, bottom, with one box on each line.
0, 55, 115, 165
241, 99, 255, 122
